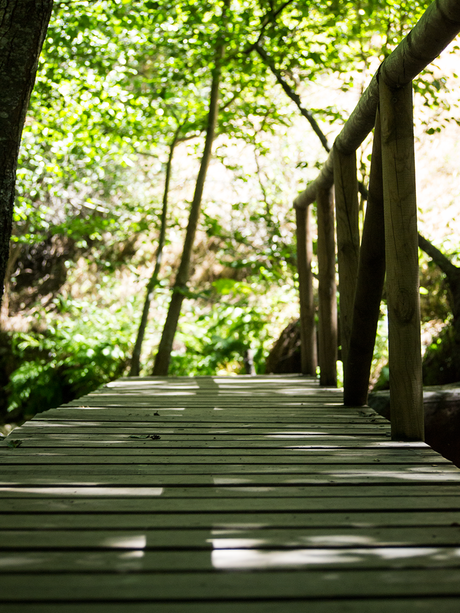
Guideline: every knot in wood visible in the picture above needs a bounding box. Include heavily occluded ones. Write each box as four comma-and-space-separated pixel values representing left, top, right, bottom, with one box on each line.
393, 286, 415, 324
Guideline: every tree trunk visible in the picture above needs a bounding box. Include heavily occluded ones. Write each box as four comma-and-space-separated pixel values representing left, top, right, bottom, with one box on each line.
129, 126, 181, 376
152, 1, 229, 376
0, 241, 21, 328
0, 0, 53, 307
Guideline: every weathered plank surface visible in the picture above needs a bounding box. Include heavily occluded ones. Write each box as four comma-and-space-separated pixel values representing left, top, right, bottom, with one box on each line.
1, 374, 459, 612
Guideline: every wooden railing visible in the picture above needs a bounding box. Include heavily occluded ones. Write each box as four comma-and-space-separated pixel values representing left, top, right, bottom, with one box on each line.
294, 0, 460, 441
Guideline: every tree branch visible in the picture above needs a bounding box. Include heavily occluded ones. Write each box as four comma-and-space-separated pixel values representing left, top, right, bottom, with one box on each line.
253, 43, 331, 152
247, 0, 297, 53
418, 233, 459, 280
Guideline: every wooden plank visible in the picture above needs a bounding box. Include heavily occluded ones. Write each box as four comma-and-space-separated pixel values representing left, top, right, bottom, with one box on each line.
3, 468, 458, 486
18, 419, 390, 430
2, 568, 460, 600
1, 440, 411, 451
33, 408, 357, 416
2, 600, 460, 613
0, 455, 447, 466
0, 452, 446, 466
2, 526, 460, 549
1, 373, 459, 612
7, 434, 394, 443
5, 426, 392, 437
1, 484, 459, 499
2, 496, 460, 513
1, 546, 460, 573
2, 509, 459, 530
1, 465, 453, 483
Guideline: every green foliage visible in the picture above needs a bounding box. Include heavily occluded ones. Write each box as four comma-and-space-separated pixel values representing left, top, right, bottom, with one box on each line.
168, 280, 290, 376
419, 255, 452, 324
4, 0, 460, 423
422, 322, 460, 386
6, 300, 132, 419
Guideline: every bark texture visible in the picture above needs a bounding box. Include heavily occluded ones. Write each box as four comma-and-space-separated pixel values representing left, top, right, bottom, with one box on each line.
0, 0, 53, 306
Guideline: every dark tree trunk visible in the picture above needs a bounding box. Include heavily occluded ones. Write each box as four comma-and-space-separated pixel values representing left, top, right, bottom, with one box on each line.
152, 0, 229, 376
0, 0, 53, 307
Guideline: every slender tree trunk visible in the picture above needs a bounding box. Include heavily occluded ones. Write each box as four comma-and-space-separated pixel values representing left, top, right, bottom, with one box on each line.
0, 0, 53, 307
152, 0, 229, 376
129, 126, 181, 376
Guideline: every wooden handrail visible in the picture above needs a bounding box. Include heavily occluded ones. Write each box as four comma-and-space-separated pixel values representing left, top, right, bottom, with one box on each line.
294, 0, 460, 210
294, 0, 460, 440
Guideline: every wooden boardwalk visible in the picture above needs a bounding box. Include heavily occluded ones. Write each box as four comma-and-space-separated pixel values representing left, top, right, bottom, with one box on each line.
1, 374, 460, 612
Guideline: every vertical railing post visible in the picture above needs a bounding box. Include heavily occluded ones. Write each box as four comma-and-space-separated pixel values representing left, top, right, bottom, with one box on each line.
295, 204, 317, 375
380, 79, 424, 441
344, 110, 386, 406
316, 186, 337, 387
333, 146, 360, 378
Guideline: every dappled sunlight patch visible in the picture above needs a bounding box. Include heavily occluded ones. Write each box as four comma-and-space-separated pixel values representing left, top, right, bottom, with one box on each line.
212, 523, 270, 530
217, 486, 278, 493
101, 535, 147, 549
266, 431, 346, 437
365, 441, 428, 449
281, 401, 343, 407
209, 537, 265, 549
0, 554, 50, 569
0, 487, 164, 496
119, 550, 145, 559
212, 477, 253, 485
21, 421, 98, 428
306, 534, 378, 547
211, 546, 457, 570
329, 468, 460, 481
212, 548, 362, 569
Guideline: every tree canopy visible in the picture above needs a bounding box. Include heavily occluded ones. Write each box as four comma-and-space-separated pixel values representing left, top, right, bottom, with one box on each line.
1, 0, 459, 425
